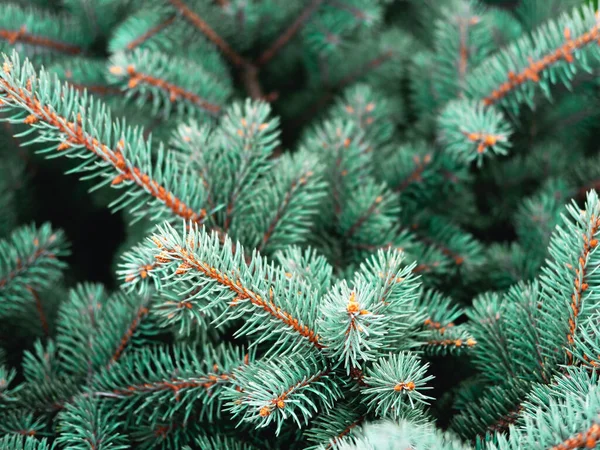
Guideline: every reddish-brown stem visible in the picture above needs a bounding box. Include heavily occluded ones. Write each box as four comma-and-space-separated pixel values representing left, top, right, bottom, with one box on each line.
550, 421, 600, 450
258, 169, 315, 252
456, 16, 480, 93
111, 65, 222, 115
169, 0, 246, 67
337, 50, 394, 89
487, 405, 523, 433
0, 27, 81, 55
0, 244, 57, 290
424, 318, 455, 335
564, 214, 599, 364
324, 416, 365, 450
240, 62, 265, 100
344, 195, 383, 239
27, 286, 49, 337
110, 305, 149, 363
126, 15, 177, 51
67, 83, 122, 96
259, 368, 330, 417
256, 0, 324, 66
426, 338, 476, 348
393, 153, 433, 193
0, 73, 207, 224
111, 374, 229, 398
482, 24, 600, 106
412, 262, 442, 274
154, 242, 323, 349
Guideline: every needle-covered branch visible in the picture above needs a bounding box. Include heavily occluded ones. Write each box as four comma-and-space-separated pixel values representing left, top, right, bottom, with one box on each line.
0, 51, 209, 225
109, 49, 232, 119
146, 222, 323, 352
539, 190, 600, 366
318, 250, 421, 373
0, 223, 68, 319
224, 353, 340, 435
0, 4, 91, 61
468, 4, 600, 111
92, 343, 254, 425
362, 352, 434, 419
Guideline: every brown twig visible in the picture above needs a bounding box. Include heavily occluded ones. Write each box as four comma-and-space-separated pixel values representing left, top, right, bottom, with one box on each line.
125, 14, 177, 51
0, 26, 81, 55
169, 0, 246, 67
256, 0, 324, 66
482, 24, 600, 106
0, 69, 207, 224
27, 286, 49, 337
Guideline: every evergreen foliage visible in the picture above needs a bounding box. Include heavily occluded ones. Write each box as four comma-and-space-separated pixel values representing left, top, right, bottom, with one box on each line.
2, 0, 600, 449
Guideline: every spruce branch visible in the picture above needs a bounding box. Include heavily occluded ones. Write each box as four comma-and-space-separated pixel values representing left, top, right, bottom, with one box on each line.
93, 344, 254, 424
539, 190, 600, 366
573, 312, 600, 368
515, 0, 582, 29
108, 49, 230, 119
148, 222, 323, 351
55, 283, 106, 380
0, 223, 68, 320
123, 14, 177, 52
303, 401, 366, 449
21, 339, 61, 385
450, 382, 529, 437
224, 353, 340, 435
336, 419, 470, 450
336, 51, 395, 92
166, 0, 269, 100
211, 100, 280, 231
49, 58, 121, 98
387, 144, 435, 194
467, 292, 517, 383
410, 215, 485, 275
341, 181, 400, 244
0, 410, 45, 440
26, 289, 48, 338
439, 99, 512, 166
549, 424, 600, 450
0, 361, 20, 407
418, 290, 464, 334
273, 246, 334, 298
423, 326, 477, 356
235, 150, 326, 255
55, 396, 129, 450
108, 296, 152, 365
488, 373, 600, 449
298, 49, 397, 126
0, 51, 209, 225
118, 242, 159, 296
468, 4, 600, 110
168, 0, 246, 68
362, 352, 434, 418
319, 249, 421, 373
431, 0, 489, 102
0, 4, 90, 59
256, 0, 324, 66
